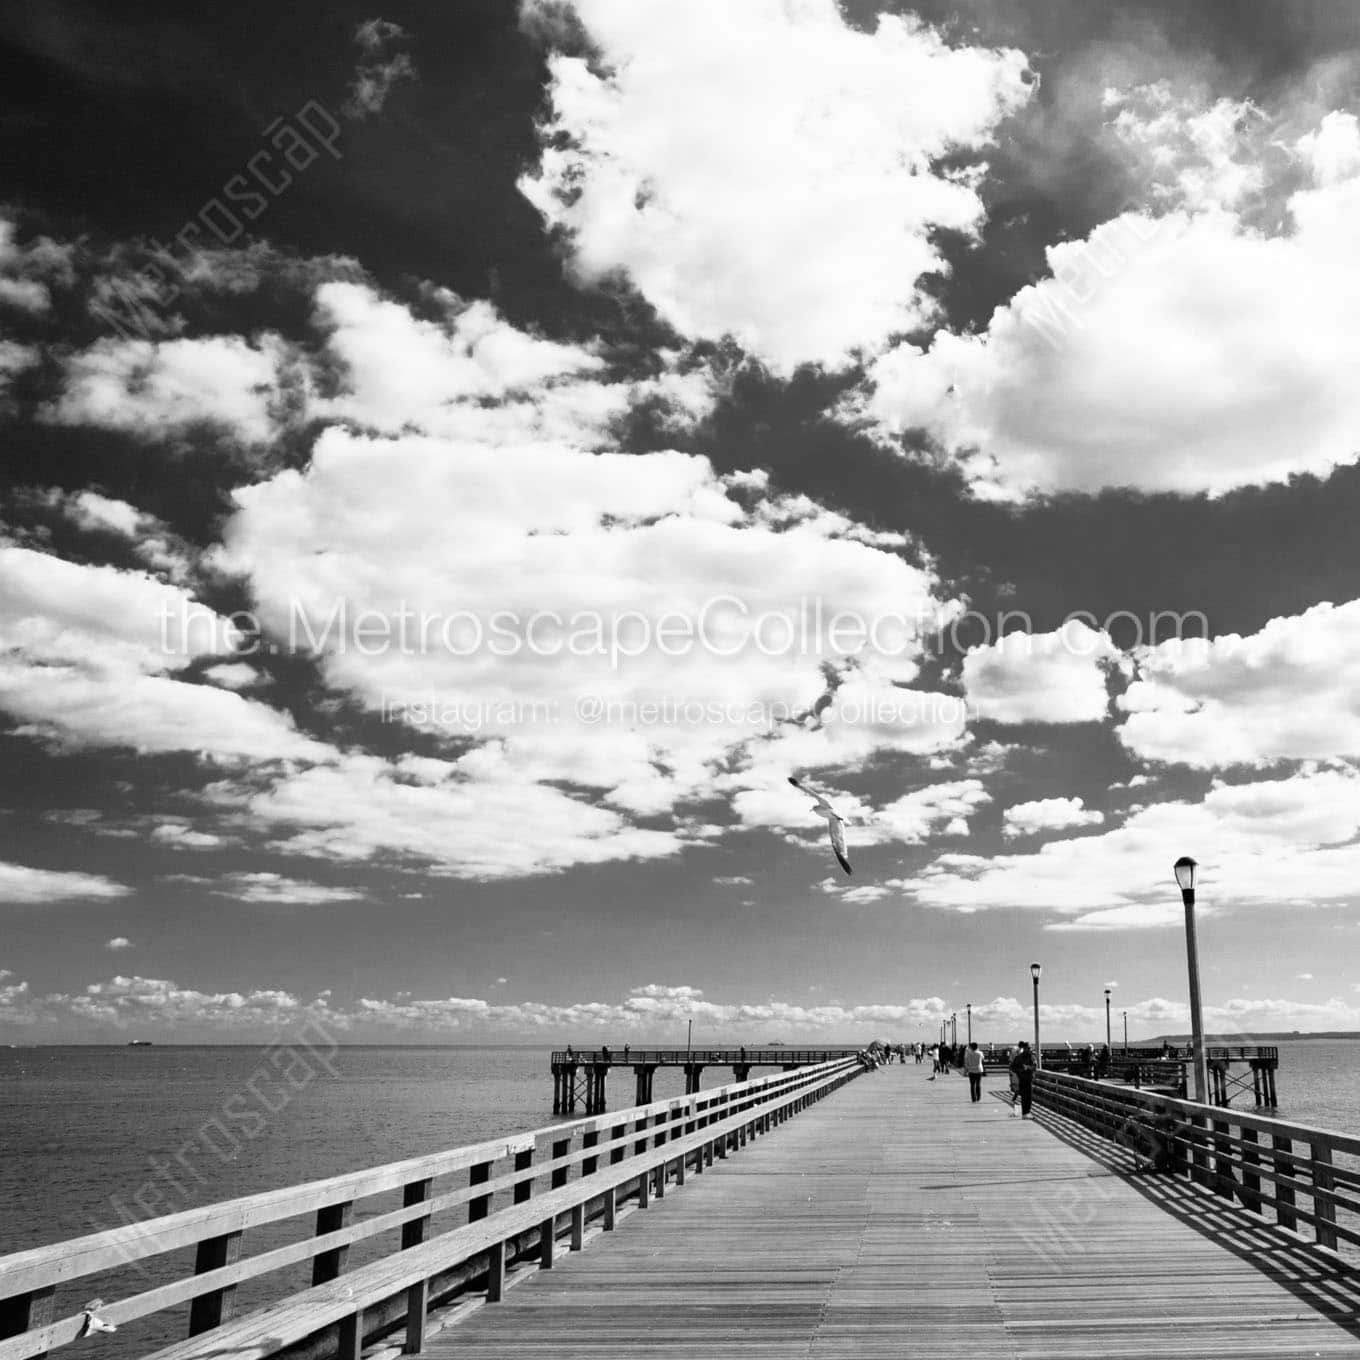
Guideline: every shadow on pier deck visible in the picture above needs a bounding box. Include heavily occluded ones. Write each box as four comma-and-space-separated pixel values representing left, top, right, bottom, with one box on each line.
435, 1069, 1359, 1358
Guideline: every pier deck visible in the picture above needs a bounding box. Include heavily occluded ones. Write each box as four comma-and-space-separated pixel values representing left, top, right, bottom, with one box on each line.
430, 1068, 1358, 1358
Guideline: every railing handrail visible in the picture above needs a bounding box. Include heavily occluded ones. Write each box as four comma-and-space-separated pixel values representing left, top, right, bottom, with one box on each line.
0, 1059, 849, 1295
0, 1057, 862, 1360
1033, 1068, 1360, 1262
1037, 1068, 1355, 1151
550, 1047, 862, 1063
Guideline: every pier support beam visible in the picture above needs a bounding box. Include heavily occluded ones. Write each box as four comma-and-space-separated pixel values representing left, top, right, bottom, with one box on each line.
683, 1064, 704, 1094
732, 1063, 750, 1083
634, 1065, 656, 1106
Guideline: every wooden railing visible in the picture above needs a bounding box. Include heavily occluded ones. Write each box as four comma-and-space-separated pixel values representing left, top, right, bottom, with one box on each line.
1033, 1069, 1360, 1255
550, 1047, 861, 1066
0, 1058, 862, 1360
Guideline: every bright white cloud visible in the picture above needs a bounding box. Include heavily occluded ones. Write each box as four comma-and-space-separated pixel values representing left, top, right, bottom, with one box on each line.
0, 546, 324, 760
214, 873, 365, 906
44, 334, 295, 444
1003, 796, 1104, 838
963, 621, 1118, 724
209, 751, 698, 882
3, 972, 1356, 1040
1119, 600, 1360, 767
519, 0, 1032, 372
856, 104, 1360, 497
105, 937, 132, 951
897, 766, 1360, 921
310, 280, 713, 441
0, 860, 131, 903
0, 215, 74, 315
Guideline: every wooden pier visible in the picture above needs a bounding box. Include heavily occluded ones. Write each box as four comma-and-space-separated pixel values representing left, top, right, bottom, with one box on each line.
2, 1055, 1354, 1360
550, 1047, 864, 1113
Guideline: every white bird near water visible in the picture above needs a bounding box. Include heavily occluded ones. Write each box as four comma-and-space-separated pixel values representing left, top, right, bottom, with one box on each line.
788, 776, 852, 876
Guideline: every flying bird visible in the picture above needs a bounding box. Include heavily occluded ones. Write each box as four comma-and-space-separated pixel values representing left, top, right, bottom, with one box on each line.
788, 776, 852, 875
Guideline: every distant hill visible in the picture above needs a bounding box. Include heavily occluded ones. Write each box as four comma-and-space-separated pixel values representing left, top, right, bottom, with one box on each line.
1145, 1031, 1360, 1043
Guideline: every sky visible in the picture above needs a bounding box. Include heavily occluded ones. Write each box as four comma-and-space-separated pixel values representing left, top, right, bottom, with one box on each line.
3, 0, 1360, 1045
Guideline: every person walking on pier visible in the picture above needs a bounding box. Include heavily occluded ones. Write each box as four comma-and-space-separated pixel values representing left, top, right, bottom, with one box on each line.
962, 1042, 980, 1099
1009, 1041, 1036, 1117
964, 1042, 985, 1102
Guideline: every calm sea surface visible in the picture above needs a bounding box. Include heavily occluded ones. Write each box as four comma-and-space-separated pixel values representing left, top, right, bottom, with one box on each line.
3, 1040, 1359, 1353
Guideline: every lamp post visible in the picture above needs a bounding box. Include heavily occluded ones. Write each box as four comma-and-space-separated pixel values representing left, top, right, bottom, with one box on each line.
1122, 1010, 1127, 1053
1104, 987, 1112, 1049
1030, 962, 1042, 1068
1174, 856, 1208, 1103
951, 1012, 957, 1047
966, 1003, 972, 1045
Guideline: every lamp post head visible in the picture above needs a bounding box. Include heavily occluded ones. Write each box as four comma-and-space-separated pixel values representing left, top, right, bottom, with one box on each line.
1104, 987, 1111, 1001
1173, 856, 1197, 894
1030, 962, 1042, 982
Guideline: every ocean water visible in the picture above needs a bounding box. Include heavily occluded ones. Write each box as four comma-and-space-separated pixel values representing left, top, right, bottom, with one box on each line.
0, 1044, 743, 1357
2, 1041, 1357, 1353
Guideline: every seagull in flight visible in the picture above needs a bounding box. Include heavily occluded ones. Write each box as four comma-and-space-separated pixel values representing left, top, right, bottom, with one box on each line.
788, 776, 852, 875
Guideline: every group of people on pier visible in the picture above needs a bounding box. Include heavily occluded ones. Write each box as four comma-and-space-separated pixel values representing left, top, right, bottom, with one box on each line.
918, 1038, 1038, 1115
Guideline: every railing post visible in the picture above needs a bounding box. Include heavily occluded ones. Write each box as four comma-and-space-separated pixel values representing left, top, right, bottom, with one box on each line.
188, 1230, 243, 1335
312, 1200, 353, 1284
1211, 1118, 1236, 1198
1273, 1134, 1298, 1231
1311, 1141, 1338, 1250
486, 1239, 505, 1302
551, 1135, 571, 1189
1189, 1112, 1210, 1187
338, 1310, 364, 1360
1240, 1127, 1262, 1213
401, 1178, 433, 1355
0, 1286, 55, 1360
469, 1159, 493, 1221
514, 1148, 534, 1204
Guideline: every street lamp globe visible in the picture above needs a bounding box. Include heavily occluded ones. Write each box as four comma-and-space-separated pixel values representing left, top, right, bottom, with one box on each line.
1173, 856, 1197, 894
1030, 962, 1042, 982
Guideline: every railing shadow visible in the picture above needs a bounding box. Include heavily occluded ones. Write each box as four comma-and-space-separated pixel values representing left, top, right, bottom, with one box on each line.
1032, 1103, 1360, 1337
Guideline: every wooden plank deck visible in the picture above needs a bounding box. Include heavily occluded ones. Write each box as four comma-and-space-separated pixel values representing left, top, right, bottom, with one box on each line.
421, 1066, 1360, 1358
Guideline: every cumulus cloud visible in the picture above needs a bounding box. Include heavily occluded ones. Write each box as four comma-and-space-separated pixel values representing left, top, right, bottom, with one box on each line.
204, 273, 964, 875
963, 621, 1118, 724
1003, 796, 1104, 838
1119, 600, 1360, 766
855, 102, 1360, 497
43, 488, 195, 581
208, 752, 698, 882
309, 280, 713, 441
44, 334, 297, 445
519, 0, 1032, 372
0, 215, 75, 314
105, 937, 132, 950
213, 873, 365, 906
3, 971, 1355, 1039
0, 859, 131, 903
897, 766, 1360, 922
0, 545, 325, 760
